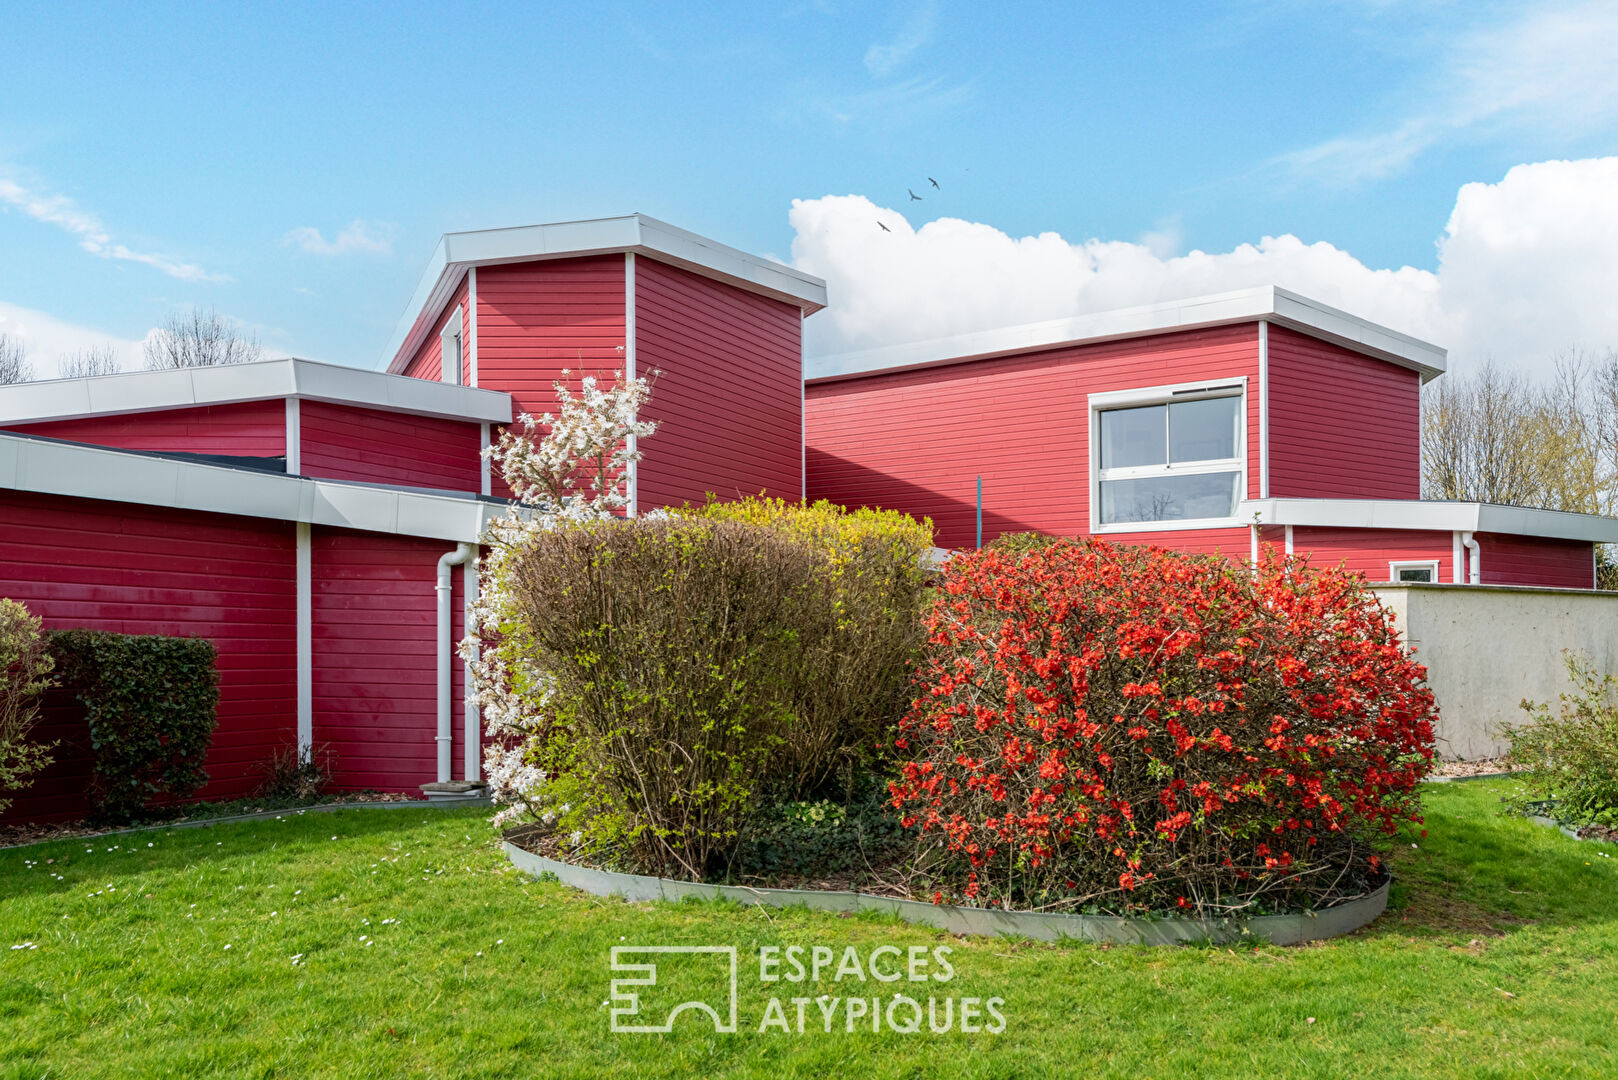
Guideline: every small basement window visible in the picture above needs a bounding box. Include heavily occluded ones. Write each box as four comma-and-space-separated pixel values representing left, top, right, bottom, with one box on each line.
1094, 388, 1243, 528
1390, 560, 1440, 583
440, 306, 463, 386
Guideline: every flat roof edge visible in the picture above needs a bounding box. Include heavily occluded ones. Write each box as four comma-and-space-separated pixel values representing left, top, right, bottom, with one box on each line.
0, 356, 513, 426
382, 214, 828, 372
805, 286, 1447, 385
0, 431, 516, 543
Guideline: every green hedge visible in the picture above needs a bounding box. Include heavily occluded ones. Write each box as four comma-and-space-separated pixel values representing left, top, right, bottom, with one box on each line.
50, 629, 220, 821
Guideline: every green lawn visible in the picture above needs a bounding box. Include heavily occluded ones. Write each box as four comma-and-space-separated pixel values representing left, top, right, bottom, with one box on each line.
2, 781, 1615, 1079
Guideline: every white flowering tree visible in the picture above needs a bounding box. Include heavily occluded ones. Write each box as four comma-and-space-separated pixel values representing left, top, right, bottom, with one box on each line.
460, 370, 656, 826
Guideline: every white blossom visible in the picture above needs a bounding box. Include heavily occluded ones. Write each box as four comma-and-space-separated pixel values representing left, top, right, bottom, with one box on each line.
460, 370, 657, 830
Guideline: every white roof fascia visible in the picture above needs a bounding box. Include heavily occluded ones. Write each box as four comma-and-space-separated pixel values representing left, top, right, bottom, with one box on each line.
806, 286, 1447, 384
1240, 498, 1618, 544
0, 357, 512, 427
0, 433, 518, 544
382, 213, 829, 373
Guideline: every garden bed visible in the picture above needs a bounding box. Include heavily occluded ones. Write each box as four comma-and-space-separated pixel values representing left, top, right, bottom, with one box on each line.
500, 833, 1391, 946
1522, 800, 1618, 844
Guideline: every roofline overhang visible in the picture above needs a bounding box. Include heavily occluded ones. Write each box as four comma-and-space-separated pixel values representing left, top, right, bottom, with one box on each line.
1240, 497, 1618, 544
382, 214, 830, 373
805, 286, 1447, 385
0, 432, 518, 543
0, 356, 513, 427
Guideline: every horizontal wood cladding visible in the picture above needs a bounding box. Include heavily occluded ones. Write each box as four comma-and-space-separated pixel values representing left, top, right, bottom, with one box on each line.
1477, 532, 1594, 589
475, 256, 626, 420
5, 400, 286, 458
805, 325, 1260, 549
1287, 526, 1456, 582
1266, 325, 1421, 499
298, 401, 482, 491
472, 257, 625, 499
310, 528, 465, 793
634, 257, 803, 508
0, 491, 296, 823
402, 275, 470, 384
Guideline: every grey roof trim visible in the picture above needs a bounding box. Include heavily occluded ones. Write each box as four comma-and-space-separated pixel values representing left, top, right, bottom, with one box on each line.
0, 432, 514, 543
1241, 497, 1618, 543
0, 357, 513, 426
805, 286, 1448, 384
383, 214, 829, 373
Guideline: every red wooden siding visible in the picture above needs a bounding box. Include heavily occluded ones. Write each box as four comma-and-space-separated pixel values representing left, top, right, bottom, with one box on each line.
5, 400, 286, 459
1266, 326, 1422, 499
0, 491, 296, 823
310, 528, 467, 794
475, 256, 626, 418
1477, 533, 1595, 589
634, 258, 803, 509
298, 401, 482, 491
1286, 526, 1455, 583
402, 276, 471, 385
805, 325, 1260, 549
473, 256, 626, 498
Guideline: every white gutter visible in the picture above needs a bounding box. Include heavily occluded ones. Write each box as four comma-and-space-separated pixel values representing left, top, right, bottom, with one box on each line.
1462, 531, 1481, 585
1239, 497, 1618, 544
463, 557, 481, 782
0, 432, 514, 544
436, 543, 476, 783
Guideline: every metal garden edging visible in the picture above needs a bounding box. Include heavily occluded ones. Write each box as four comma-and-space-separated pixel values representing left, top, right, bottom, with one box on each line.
502, 841, 1388, 946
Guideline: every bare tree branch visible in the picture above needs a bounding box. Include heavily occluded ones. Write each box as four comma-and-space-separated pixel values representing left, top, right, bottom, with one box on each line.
59, 344, 122, 379
143, 307, 263, 370
0, 334, 33, 385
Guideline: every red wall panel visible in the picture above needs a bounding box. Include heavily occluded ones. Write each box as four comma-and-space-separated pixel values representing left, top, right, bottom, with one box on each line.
1286, 526, 1456, 582
5, 400, 286, 459
473, 257, 626, 499
1477, 532, 1595, 589
805, 325, 1260, 549
310, 528, 467, 794
1266, 326, 1422, 499
634, 258, 803, 509
0, 491, 297, 823
474, 256, 626, 418
402, 276, 471, 385
298, 401, 482, 491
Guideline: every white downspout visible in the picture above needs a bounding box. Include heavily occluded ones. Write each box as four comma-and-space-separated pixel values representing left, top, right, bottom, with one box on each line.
1461, 531, 1481, 586
436, 543, 475, 783
462, 555, 480, 782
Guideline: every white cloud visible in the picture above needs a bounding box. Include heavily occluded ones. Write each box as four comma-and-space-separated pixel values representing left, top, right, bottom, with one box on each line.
864, 0, 937, 76
0, 177, 228, 283
284, 220, 394, 257
1283, 1, 1618, 183
0, 300, 148, 379
790, 156, 1618, 375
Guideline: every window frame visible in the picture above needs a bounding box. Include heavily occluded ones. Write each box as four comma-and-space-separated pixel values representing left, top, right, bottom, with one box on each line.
1389, 560, 1440, 584
1087, 377, 1248, 535
439, 306, 464, 386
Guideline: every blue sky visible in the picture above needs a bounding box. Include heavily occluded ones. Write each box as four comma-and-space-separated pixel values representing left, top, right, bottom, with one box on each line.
2, 1, 1616, 374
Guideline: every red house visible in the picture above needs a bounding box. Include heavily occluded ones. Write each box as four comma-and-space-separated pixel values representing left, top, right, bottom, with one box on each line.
0, 216, 826, 822
3, 219, 1614, 823
805, 286, 1618, 587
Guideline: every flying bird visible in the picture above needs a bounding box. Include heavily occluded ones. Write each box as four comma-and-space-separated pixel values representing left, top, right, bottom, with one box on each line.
908, 188, 923, 201
929, 177, 940, 189
877, 220, 891, 232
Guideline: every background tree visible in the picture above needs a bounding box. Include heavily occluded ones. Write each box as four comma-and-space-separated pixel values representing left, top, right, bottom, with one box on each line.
1422, 352, 1618, 586
59, 344, 122, 379
0, 334, 32, 385
143, 307, 263, 370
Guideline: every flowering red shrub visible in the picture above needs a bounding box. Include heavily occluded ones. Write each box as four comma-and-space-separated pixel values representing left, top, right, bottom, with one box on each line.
890, 539, 1437, 915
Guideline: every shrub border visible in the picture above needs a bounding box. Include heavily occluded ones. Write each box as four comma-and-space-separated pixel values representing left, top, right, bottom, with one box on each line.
501, 842, 1388, 946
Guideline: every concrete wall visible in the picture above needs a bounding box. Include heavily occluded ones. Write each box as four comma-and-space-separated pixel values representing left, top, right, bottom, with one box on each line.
1370, 583, 1618, 760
